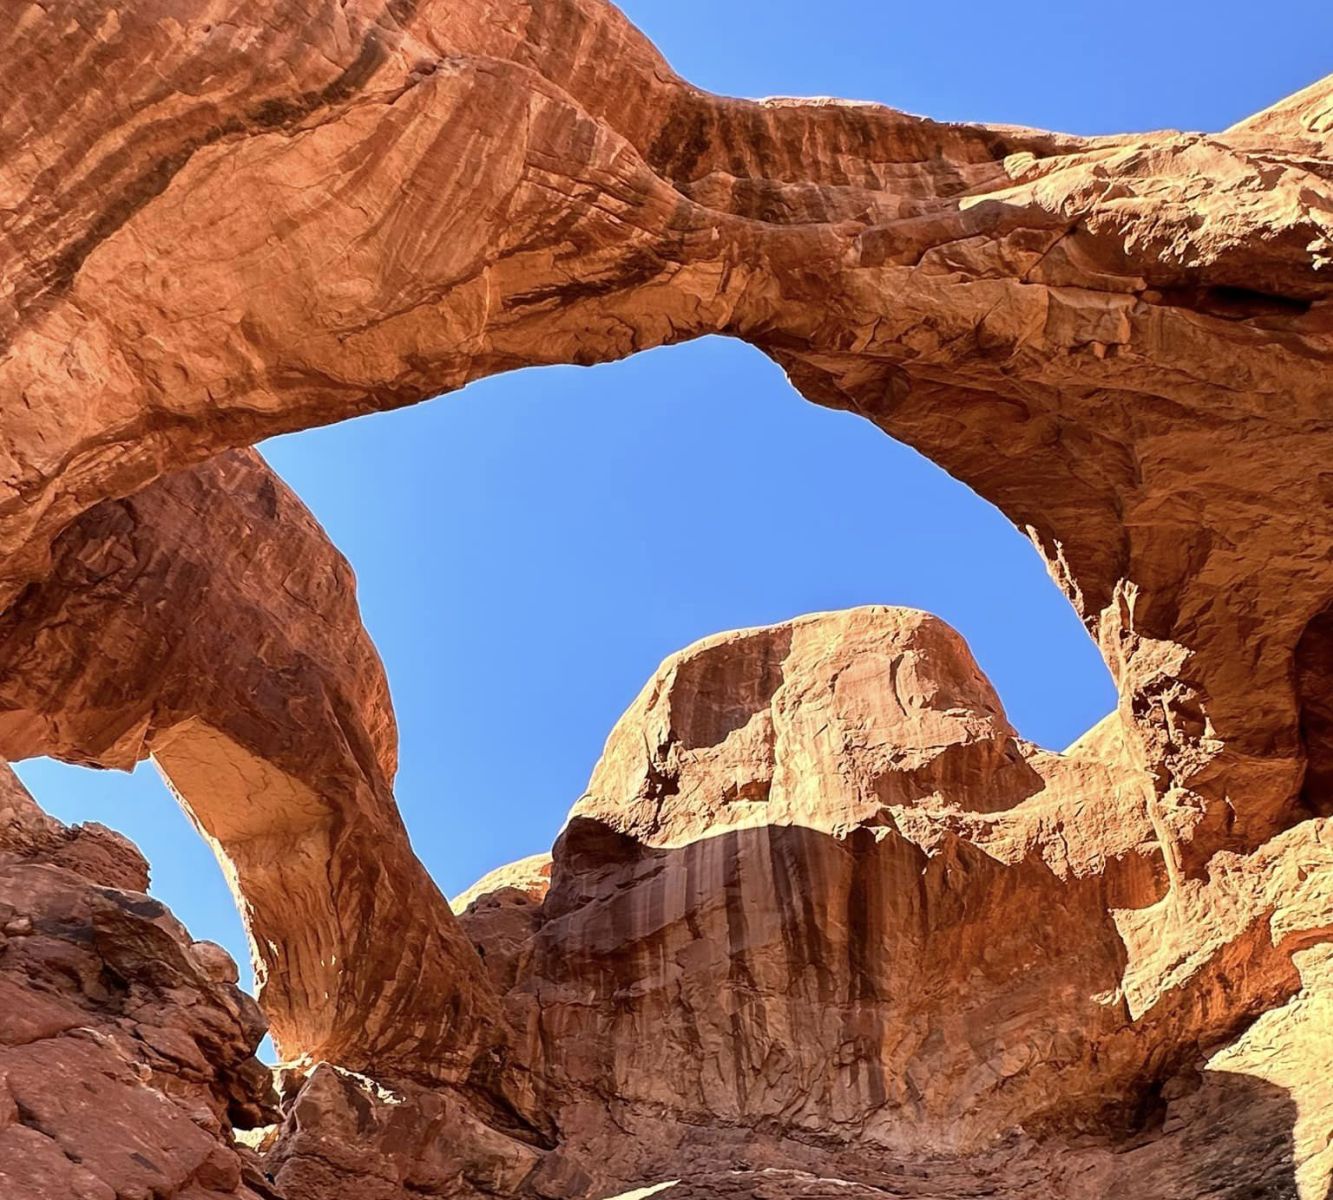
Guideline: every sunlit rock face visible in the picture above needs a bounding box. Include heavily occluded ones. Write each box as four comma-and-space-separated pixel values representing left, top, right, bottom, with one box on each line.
2, 0, 1333, 1196
478, 609, 1154, 1148
454, 608, 1333, 1197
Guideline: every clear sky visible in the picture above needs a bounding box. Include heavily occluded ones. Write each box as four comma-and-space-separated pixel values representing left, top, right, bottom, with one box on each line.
16, 2, 1332, 1008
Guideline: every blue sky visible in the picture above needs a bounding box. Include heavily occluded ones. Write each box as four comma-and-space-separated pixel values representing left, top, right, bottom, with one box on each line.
16, 2, 1331, 1002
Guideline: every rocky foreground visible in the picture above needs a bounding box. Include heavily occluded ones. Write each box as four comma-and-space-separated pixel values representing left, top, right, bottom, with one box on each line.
2, 1, 1332, 1197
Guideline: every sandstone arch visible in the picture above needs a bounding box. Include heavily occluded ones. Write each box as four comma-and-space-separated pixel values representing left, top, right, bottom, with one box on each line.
3, 2, 1333, 1196
3, 2, 1332, 881
0, 451, 525, 1107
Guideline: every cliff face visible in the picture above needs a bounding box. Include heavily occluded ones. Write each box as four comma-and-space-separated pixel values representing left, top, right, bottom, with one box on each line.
452, 609, 1333, 1197
509, 610, 1166, 1151
1, 0, 1332, 1197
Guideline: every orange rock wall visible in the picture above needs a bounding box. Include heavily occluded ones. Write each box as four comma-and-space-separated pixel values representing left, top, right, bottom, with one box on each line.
1, 2, 1331, 1197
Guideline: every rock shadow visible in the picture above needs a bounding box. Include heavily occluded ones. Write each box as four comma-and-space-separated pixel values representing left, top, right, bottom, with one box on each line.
1296, 599, 1333, 817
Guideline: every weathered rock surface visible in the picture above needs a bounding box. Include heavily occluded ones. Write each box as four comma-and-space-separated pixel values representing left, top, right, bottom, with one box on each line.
264, 1064, 547, 1200
3, 0, 1333, 883
453, 609, 1333, 1197
452, 856, 554, 994
0, 451, 523, 1103
2, 1, 1332, 1197
0, 761, 279, 1200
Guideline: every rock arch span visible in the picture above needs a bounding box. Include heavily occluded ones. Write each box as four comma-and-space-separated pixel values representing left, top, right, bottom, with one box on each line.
1, 1, 1332, 1196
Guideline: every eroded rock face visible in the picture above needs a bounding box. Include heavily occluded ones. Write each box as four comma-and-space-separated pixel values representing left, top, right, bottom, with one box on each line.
568, 607, 1138, 844
2, 1, 1332, 1197
0, 451, 519, 1099
0, 761, 279, 1200
523, 612, 1167, 1153
264, 1064, 548, 1200
2, 0, 1332, 883
451, 856, 554, 995
449, 608, 1333, 1196
451, 616, 1333, 1198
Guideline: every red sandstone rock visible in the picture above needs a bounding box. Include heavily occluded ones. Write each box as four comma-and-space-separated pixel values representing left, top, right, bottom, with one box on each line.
1, 0, 1330, 882
0, 2, 1331, 1198
453, 609, 1333, 1196
452, 856, 554, 994
0, 761, 279, 1200
0, 452, 520, 1098
264, 1064, 547, 1200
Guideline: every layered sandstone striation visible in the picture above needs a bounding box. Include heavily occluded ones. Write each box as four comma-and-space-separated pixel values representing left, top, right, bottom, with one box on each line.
1, 0, 1332, 1198
452, 609, 1333, 1197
